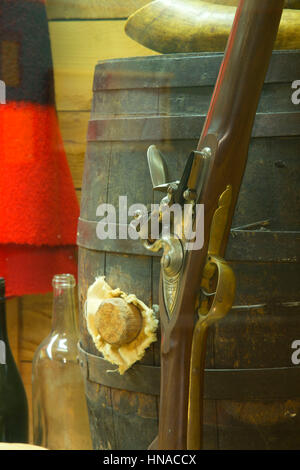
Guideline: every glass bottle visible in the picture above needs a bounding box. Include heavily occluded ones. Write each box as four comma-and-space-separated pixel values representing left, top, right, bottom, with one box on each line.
32, 274, 92, 450
0, 278, 28, 443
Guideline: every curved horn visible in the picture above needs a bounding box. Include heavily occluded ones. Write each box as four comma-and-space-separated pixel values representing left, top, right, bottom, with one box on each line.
125, 0, 300, 54
204, 0, 300, 8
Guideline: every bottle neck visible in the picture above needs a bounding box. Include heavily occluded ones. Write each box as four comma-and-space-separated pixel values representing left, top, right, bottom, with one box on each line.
0, 298, 8, 342
52, 284, 78, 337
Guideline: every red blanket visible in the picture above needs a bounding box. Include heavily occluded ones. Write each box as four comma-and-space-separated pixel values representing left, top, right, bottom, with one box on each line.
0, 0, 79, 297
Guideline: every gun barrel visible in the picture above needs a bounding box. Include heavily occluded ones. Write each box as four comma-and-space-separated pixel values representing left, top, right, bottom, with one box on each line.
157, 0, 284, 450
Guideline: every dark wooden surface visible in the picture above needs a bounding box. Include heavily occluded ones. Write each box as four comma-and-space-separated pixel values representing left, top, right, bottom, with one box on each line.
78, 50, 300, 450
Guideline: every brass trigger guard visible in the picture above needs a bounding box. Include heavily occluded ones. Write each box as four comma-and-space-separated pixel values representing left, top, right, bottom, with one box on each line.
187, 255, 236, 450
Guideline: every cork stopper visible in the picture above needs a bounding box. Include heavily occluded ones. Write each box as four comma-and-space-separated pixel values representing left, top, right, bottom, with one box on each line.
95, 298, 143, 347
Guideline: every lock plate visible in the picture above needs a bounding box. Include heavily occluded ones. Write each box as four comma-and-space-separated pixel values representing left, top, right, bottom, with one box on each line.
133, 145, 212, 319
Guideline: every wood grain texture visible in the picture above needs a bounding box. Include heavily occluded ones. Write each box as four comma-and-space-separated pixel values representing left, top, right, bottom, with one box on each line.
49, 21, 156, 111
6, 298, 20, 369
46, 0, 150, 20
76, 189, 82, 205
57, 111, 89, 188
20, 361, 33, 442
19, 294, 52, 362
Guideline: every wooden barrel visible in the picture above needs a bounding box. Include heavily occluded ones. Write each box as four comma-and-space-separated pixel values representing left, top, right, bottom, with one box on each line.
78, 51, 300, 450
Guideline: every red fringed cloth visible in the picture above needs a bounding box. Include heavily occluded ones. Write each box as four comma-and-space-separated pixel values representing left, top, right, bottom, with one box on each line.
0, 0, 79, 297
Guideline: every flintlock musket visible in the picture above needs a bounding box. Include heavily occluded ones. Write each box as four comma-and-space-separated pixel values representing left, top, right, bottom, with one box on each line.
133, 0, 284, 450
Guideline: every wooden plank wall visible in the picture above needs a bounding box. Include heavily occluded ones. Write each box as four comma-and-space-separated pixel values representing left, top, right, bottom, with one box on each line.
7, 0, 155, 443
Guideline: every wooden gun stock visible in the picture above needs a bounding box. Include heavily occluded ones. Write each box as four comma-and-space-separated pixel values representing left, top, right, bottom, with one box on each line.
155, 0, 284, 450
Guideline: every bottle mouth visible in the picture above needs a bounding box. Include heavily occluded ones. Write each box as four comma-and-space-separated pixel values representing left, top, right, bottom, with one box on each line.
52, 274, 76, 288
